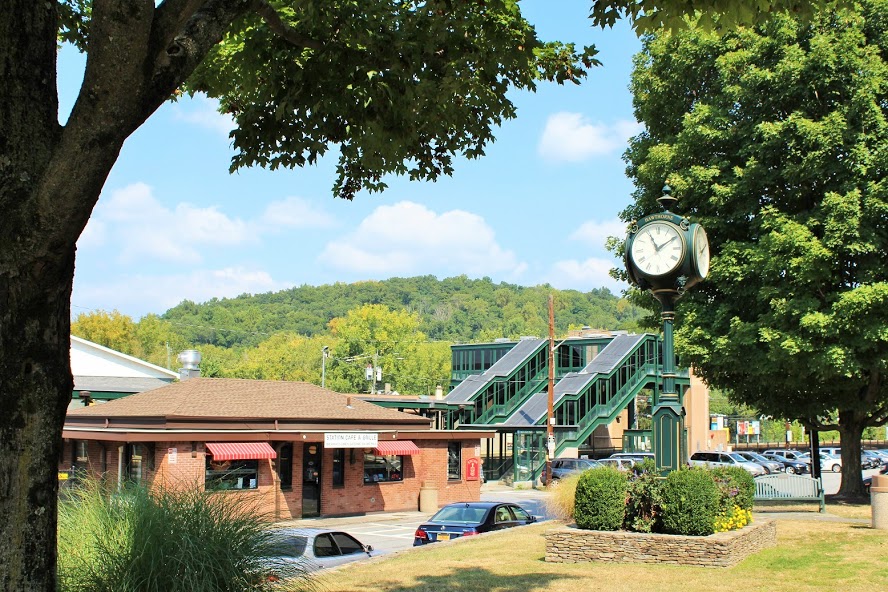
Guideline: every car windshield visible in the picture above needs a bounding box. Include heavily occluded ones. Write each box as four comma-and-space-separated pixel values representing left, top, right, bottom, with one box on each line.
747, 453, 768, 462
430, 505, 489, 523
727, 453, 747, 462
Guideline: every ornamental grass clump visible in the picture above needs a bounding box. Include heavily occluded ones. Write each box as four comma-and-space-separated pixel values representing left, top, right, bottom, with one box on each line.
545, 472, 583, 521
659, 467, 721, 536
57, 478, 313, 592
573, 467, 629, 531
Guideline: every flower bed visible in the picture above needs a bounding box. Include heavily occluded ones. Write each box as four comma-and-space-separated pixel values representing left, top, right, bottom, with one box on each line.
545, 519, 776, 567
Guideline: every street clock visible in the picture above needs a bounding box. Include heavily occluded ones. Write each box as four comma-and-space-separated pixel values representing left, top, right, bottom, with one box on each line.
624, 186, 710, 296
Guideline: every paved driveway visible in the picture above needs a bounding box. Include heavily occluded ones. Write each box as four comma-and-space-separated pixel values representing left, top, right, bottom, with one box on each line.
277, 484, 552, 556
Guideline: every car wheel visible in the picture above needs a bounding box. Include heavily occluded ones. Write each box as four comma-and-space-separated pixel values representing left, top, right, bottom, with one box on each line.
784, 466, 796, 474
831, 464, 841, 473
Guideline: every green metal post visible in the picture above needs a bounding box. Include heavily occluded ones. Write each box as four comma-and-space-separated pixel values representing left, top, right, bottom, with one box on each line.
652, 296, 685, 474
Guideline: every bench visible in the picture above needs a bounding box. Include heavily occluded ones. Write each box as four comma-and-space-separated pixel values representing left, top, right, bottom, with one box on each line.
753, 473, 825, 512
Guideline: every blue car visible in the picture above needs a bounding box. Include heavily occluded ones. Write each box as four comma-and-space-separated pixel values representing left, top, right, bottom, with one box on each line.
413, 502, 536, 545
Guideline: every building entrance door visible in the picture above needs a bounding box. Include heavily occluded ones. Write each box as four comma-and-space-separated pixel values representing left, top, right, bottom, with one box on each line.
302, 443, 322, 517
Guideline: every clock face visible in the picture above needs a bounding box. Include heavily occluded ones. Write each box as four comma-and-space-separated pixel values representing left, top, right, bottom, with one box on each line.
693, 225, 710, 278
630, 222, 685, 277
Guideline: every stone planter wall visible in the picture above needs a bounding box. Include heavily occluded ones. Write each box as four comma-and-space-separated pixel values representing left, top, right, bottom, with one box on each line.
545, 519, 776, 568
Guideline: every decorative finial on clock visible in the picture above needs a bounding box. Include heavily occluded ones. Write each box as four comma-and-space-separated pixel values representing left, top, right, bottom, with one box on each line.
657, 184, 678, 211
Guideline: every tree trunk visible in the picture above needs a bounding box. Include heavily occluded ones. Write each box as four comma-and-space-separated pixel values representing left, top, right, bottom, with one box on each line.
0, 2, 71, 587
0, 255, 76, 592
836, 411, 867, 498
1, 2, 250, 588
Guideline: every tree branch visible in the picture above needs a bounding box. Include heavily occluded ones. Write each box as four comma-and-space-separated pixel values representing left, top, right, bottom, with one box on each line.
252, 0, 323, 49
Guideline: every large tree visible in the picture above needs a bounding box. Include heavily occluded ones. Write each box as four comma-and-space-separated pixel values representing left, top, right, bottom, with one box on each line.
622, 0, 888, 496
0, 1, 842, 590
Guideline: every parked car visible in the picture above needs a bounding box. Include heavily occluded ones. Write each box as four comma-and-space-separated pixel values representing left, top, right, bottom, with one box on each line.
609, 452, 655, 462
597, 457, 636, 471
542, 458, 602, 485
864, 464, 888, 495
820, 453, 843, 473
413, 502, 536, 546
762, 452, 811, 474
688, 451, 766, 476
797, 452, 842, 473
268, 528, 373, 572
763, 449, 808, 462
736, 451, 783, 474
862, 450, 884, 468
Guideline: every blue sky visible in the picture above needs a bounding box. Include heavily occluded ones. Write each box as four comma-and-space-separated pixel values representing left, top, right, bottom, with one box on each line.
64, 1, 643, 320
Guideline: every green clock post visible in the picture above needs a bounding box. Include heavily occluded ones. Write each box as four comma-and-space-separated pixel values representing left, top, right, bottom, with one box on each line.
624, 185, 710, 474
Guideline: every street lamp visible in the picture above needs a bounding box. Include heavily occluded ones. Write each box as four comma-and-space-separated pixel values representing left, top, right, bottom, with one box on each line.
321, 346, 329, 388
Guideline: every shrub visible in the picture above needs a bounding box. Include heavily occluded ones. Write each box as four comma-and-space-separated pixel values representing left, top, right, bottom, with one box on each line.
57, 479, 313, 592
624, 462, 663, 533
659, 468, 720, 536
711, 466, 755, 511
573, 467, 629, 531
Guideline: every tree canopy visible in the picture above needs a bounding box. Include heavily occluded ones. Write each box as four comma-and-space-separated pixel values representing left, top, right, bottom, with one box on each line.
623, 0, 888, 495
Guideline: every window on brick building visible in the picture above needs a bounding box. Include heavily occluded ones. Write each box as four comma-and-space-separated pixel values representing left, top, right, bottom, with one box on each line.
278, 443, 293, 490
124, 443, 154, 484
447, 442, 461, 480
205, 458, 259, 491
363, 454, 402, 483
332, 448, 345, 487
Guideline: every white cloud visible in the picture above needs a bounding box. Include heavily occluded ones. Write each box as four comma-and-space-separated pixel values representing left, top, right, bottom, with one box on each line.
79, 184, 337, 265
545, 258, 627, 293
73, 267, 285, 318
538, 112, 642, 162
86, 183, 253, 264
172, 95, 234, 136
319, 201, 525, 277
260, 197, 337, 229
569, 218, 628, 250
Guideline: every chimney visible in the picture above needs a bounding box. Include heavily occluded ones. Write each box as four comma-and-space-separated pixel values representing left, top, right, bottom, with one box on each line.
177, 350, 201, 381
434, 385, 443, 400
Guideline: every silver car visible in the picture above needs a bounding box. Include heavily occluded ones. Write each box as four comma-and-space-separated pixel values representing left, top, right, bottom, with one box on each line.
269, 528, 373, 572
689, 451, 766, 476
736, 451, 783, 474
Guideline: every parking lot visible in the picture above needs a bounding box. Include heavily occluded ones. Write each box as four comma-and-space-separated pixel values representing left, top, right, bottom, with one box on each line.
278, 483, 553, 555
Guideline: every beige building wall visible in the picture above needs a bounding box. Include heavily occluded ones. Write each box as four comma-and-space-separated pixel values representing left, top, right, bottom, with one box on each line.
685, 369, 711, 455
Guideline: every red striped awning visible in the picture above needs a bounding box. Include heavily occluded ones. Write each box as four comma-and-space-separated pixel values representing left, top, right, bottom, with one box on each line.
374, 440, 420, 456
206, 442, 277, 461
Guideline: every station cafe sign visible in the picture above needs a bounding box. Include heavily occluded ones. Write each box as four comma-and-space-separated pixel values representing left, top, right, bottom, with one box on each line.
324, 432, 379, 448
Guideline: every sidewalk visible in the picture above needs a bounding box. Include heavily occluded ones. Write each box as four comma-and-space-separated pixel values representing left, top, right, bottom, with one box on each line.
276, 510, 434, 529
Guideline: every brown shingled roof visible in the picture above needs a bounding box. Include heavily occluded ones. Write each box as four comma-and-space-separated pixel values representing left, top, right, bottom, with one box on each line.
66, 378, 430, 425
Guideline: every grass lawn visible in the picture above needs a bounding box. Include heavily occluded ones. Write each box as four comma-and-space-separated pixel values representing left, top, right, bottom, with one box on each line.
319, 515, 888, 592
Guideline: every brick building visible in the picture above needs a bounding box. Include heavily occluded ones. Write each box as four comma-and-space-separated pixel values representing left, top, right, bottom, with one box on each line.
62, 378, 491, 519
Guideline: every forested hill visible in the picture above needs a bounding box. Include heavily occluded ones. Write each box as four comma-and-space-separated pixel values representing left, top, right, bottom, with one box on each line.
161, 275, 642, 348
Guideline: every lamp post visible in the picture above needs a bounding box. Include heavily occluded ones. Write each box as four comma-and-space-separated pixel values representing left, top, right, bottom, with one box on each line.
624, 184, 710, 474
321, 346, 329, 388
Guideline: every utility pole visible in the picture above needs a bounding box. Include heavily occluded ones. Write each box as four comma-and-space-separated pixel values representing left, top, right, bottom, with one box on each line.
321, 346, 328, 388
546, 294, 556, 484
